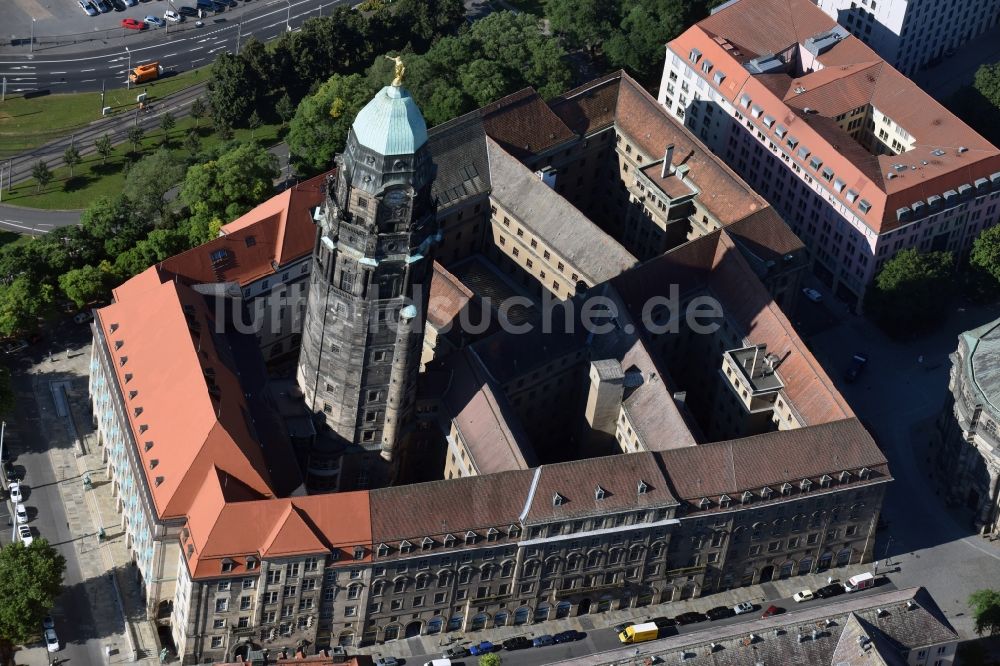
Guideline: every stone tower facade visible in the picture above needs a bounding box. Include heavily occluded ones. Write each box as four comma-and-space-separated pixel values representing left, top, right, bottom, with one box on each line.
297, 81, 437, 469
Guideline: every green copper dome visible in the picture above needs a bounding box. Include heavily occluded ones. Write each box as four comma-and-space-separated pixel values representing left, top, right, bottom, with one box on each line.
351, 85, 428, 156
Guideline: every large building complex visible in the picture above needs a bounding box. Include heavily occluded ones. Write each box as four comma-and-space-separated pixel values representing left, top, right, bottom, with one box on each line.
88, 69, 892, 664
936, 317, 1000, 535
660, 0, 1000, 308
814, 0, 1000, 76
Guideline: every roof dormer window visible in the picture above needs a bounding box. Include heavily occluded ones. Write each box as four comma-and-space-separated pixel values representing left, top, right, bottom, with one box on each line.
443, 534, 456, 547
699, 497, 711, 508
507, 525, 520, 537
713, 71, 726, 86
800, 478, 813, 491
377, 543, 389, 557
552, 493, 565, 507
637, 480, 649, 495
594, 486, 606, 501
860, 467, 872, 479
400, 540, 413, 554
781, 482, 792, 495
486, 528, 499, 542
741, 490, 753, 504
689, 48, 702, 63
840, 470, 852, 483
761, 486, 773, 498
422, 537, 435, 550
701, 59, 713, 74
720, 494, 732, 508
465, 531, 477, 545
820, 474, 833, 487
221, 558, 235, 572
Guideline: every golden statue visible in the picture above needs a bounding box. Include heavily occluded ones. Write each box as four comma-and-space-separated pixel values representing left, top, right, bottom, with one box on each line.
385, 55, 405, 86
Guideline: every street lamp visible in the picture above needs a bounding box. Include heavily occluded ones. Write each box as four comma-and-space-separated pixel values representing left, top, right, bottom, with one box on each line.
29, 18, 36, 55
125, 45, 131, 89
285, 0, 291, 32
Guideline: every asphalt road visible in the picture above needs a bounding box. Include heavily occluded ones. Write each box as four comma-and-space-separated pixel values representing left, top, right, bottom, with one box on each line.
389, 583, 898, 666
0, 0, 347, 94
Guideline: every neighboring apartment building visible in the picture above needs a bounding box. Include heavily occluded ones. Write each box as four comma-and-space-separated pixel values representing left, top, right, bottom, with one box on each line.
660, 0, 1000, 309
936, 317, 1000, 535
814, 0, 1000, 75
550, 586, 957, 666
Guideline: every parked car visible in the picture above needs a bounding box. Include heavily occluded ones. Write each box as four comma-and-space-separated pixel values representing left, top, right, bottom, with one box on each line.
18, 524, 32, 546
164, 9, 183, 21
373, 658, 398, 666
674, 611, 707, 625
178, 5, 198, 14
816, 583, 846, 599
78, 0, 99, 15
44, 628, 59, 652
802, 287, 823, 303
468, 641, 495, 656
502, 636, 532, 651
9, 481, 23, 503
15, 504, 27, 524
210, 0, 227, 11
706, 605, 736, 620
3, 340, 28, 355
845, 353, 869, 383
74, 311, 94, 324
761, 605, 784, 618
553, 630, 583, 643
121, 17, 146, 29
442, 646, 468, 659
109, 0, 126, 11
651, 616, 677, 629
95, 0, 113, 11
3, 460, 18, 481
144, 15, 165, 27
124, 0, 137, 6
42, 616, 55, 631
793, 589, 814, 603
733, 601, 755, 615
532, 635, 554, 647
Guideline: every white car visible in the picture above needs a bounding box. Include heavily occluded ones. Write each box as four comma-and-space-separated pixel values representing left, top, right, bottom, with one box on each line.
793, 589, 814, 603
18, 524, 33, 546
164, 9, 183, 22
802, 287, 823, 303
733, 601, 755, 615
9, 481, 22, 503
44, 628, 59, 652
15, 503, 27, 524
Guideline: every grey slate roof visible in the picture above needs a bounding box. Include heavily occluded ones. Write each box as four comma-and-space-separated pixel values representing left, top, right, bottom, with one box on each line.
485, 137, 638, 284
961, 318, 1000, 414
426, 111, 491, 208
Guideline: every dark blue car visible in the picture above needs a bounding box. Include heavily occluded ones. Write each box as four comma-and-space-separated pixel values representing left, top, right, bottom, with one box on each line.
468, 641, 496, 655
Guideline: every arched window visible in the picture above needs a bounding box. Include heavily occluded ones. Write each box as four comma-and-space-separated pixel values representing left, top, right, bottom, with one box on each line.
586, 550, 603, 568
480, 565, 495, 581
790, 514, 805, 532
500, 560, 515, 578
371, 580, 386, 596
393, 578, 409, 594
347, 583, 363, 600
608, 549, 625, 565
437, 571, 452, 588
543, 557, 560, 575
415, 574, 429, 590
751, 522, 764, 541
522, 560, 539, 577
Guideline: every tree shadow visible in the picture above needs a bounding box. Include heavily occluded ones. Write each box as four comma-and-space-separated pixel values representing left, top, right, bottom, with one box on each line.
62, 175, 92, 192
90, 161, 121, 177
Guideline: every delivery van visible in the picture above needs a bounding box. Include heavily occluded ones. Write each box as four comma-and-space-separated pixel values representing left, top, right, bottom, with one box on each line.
129, 62, 163, 84
844, 572, 875, 592
618, 621, 659, 644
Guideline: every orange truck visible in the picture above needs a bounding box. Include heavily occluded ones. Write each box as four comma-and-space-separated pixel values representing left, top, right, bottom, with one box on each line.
129, 62, 163, 84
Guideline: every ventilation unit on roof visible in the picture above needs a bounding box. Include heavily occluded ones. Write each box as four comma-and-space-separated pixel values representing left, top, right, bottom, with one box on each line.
887, 172, 897, 180
931, 148, 946, 157
959, 146, 969, 153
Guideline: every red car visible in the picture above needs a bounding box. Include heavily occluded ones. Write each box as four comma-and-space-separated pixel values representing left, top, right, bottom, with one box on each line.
121, 17, 146, 29
762, 605, 785, 618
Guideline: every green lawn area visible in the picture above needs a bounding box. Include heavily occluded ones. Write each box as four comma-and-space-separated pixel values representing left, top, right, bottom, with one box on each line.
0, 67, 209, 159
3, 118, 283, 211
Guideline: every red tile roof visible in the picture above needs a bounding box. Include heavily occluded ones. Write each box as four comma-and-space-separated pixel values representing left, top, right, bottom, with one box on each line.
670, 0, 1000, 233
160, 172, 327, 287
481, 88, 577, 160
427, 261, 473, 330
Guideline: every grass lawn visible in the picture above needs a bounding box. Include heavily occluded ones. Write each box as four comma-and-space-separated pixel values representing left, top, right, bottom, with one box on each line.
0, 67, 210, 159
4, 118, 283, 211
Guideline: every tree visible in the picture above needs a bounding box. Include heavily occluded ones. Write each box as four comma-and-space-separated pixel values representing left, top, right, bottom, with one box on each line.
0, 277, 55, 338
159, 111, 176, 145
183, 129, 202, 157
95, 133, 114, 165
287, 73, 374, 173
248, 110, 262, 140
545, 0, 619, 52
62, 145, 82, 178
123, 150, 186, 221
0, 539, 66, 646
126, 125, 145, 154
207, 52, 259, 128
478, 654, 502, 666
973, 62, 1000, 109
179, 142, 279, 243
190, 97, 207, 128
605, 0, 694, 82
970, 589, 1000, 636
275, 92, 296, 126
31, 161, 52, 193
58, 264, 112, 308
217, 120, 234, 141
393, 0, 465, 50
79, 194, 147, 259
971, 224, 1000, 284
864, 248, 954, 336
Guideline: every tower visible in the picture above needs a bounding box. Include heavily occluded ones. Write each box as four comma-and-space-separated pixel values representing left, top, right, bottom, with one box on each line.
297, 66, 437, 473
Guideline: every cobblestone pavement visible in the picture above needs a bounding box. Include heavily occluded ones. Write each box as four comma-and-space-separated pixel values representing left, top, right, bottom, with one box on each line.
11, 340, 162, 666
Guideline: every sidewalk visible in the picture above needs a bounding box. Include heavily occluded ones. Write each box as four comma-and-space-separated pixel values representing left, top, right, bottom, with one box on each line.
353, 562, 874, 661
17, 344, 162, 666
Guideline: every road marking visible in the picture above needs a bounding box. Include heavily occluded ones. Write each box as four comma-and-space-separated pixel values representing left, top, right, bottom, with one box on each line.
80, 68, 96, 72
191, 58, 205, 64
0, 220, 47, 234
81, 79, 97, 83
51, 71, 67, 74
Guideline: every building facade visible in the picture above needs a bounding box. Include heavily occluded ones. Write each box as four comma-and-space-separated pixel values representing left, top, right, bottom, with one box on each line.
660, 0, 1000, 308
936, 318, 1000, 534
815, 0, 1000, 76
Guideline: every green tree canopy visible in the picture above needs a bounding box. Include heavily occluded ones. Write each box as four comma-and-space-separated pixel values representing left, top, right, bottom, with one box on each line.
970, 589, 1000, 636
63, 145, 82, 178
31, 161, 52, 193
864, 248, 954, 336
58, 264, 114, 309
123, 150, 186, 221
478, 654, 502, 666
287, 73, 375, 173
0, 276, 54, 338
179, 142, 279, 242
604, 0, 695, 82
545, 0, 619, 52
207, 53, 259, 128
0, 539, 66, 645
95, 133, 114, 165
79, 194, 149, 259
971, 224, 1000, 284
974, 62, 1000, 109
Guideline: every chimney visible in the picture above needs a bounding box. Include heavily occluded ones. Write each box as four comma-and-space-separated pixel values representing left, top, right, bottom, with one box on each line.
662, 144, 675, 178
